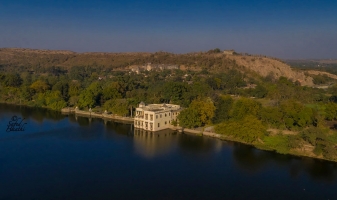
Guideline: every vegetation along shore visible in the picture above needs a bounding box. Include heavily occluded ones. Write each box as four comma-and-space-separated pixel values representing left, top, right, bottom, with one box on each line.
1, 48, 337, 162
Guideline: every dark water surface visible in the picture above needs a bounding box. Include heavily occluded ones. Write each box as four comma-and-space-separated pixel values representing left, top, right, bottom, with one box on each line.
1, 104, 337, 200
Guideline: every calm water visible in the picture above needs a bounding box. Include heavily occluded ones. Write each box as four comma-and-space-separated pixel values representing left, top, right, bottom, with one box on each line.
1, 104, 337, 200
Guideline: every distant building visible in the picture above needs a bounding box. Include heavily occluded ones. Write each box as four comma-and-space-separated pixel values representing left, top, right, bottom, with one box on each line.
128, 63, 179, 73
146, 63, 152, 71
223, 50, 235, 55
129, 65, 140, 74
164, 64, 179, 70
134, 102, 182, 131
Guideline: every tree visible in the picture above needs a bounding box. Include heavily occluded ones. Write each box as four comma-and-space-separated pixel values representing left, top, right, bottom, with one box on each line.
189, 98, 216, 125
177, 98, 215, 128
52, 81, 69, 100
325, 102, 337, 120
30, 80, 50, 93
20, 72, 32, 86
102, 82, 122, 101
213, 95, 233, 123
44, 91, 67, 110
77, 90, 97, 109
163, 82, 190, 106
34, 91, 67, 110
215, 115, 266, 143
177, 108, 202, 128
20, 86, 34, 102
0, 86, 20, 103
259, 106, 283, 128
188, 81, 212, 100
252, 84, 268, 98
2, 73, 22, 87
301, 127, 327, 146
231, 97, 261, 120
77, 82, 102, 109
68, 81, 81, 97
103, 99, 129, 116
280, 100, 314, 130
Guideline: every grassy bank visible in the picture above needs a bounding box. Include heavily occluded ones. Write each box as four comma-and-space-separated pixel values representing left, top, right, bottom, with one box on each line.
214, 128, 337, 162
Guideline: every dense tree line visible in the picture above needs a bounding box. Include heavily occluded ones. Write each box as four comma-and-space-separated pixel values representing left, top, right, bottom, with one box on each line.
1, 61, 337, 160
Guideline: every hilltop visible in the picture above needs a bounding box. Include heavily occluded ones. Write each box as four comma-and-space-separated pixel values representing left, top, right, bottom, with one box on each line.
0, 48, 314, 85
225, 54, 313, 86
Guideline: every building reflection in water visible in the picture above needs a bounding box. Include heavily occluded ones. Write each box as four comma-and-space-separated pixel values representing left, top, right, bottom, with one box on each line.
133, 128, 178, 159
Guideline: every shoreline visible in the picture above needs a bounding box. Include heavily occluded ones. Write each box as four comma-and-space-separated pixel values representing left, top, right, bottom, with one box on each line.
2, 103, 335, 163
62, 107, 224, 139
61, 107, 134, 124
62, 107, 337, 163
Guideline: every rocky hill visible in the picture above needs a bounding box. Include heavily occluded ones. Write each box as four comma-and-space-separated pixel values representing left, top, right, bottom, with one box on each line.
307, 70, 337, 80
0, 48, 314, 86
226, 55, 313, 86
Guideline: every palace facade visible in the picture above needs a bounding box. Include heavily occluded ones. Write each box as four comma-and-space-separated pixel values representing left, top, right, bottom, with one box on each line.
134, 102, 181, 131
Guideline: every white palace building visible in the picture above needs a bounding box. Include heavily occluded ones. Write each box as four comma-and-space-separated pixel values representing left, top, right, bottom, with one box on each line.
134, 102, 182, 131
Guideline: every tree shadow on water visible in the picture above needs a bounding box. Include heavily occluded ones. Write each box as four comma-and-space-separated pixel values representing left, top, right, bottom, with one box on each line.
232, 143, 337, 183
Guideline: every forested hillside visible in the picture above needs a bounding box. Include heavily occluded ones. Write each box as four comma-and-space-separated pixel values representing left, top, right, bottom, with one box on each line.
1, 48, 337, 161
0, 48, 313, 85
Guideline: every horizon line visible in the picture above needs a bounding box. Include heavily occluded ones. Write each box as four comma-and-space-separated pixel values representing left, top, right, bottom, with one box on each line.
1, 47, 336, 61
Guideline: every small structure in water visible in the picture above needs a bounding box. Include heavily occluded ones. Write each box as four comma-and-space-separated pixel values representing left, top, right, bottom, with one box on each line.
134, 102, 182, 131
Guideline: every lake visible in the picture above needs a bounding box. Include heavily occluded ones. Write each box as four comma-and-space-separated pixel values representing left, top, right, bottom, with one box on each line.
1, 104, 337, 199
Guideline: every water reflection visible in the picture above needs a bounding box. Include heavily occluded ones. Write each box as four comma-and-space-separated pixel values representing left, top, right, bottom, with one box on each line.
104, 120, 133, 137
300, 159, 337, 183
232, 143, 337, 183
232, 143, 276, 173
2, 103, 337, 188
74, 115, 92, 126
0, 103, 65, 123
178, 133, 221, 155
57, 113, 337, 183
133, 128, 177, 158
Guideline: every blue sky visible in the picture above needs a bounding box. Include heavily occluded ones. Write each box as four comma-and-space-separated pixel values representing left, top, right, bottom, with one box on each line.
0, 0, 336, 59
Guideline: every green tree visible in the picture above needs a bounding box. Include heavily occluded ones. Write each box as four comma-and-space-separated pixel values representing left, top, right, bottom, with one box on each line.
177, 98, 215, 128
45, 91, 67, 110
102, 81, 123, 100
20, 72, 33, 86
52, 81, 69, 100
189, 98, 216, 125
231, 97, 262, 120
300, 127, 327, 146
3, 73, 22, 87
163, 82, 190, 106
215, 115, 266, 143
34, 91, 67, 110
251, 84, 268, 98
213, 95, 233, 123
0, 87, 20, 103
30, 80, 50, 93
177, 108, 202, 128
259, 106, 283, 128
68, 81, 81, 97
20, 86, 34, 102
280, 100, 314, 130
325, 102, 337, 120
77, 82, 102, 109
103, 99, 129, 116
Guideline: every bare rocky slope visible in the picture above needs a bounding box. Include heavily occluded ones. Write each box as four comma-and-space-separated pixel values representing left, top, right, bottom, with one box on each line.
306, 70, 337, 80
0, 48, 314, 86
226, 55, 313, 86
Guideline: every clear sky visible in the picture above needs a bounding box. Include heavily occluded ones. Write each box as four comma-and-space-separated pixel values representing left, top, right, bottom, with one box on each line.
0, 0, 336, 59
